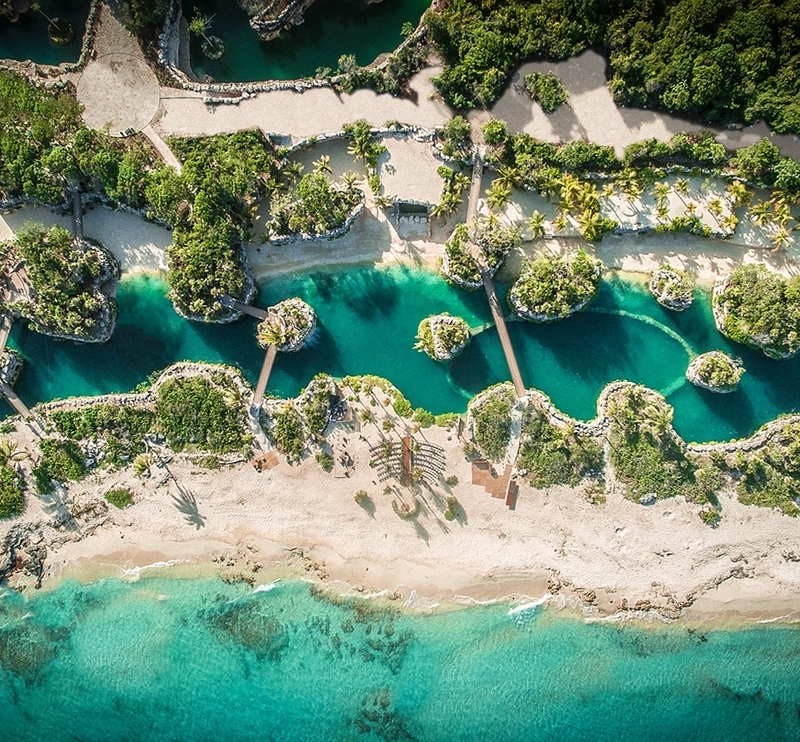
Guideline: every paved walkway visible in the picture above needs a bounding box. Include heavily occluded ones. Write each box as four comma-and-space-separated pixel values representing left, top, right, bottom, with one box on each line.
143, 125, 183, 174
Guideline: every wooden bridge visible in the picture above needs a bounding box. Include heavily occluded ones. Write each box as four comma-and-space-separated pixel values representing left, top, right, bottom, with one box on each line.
465, 147, 526, 399
219, 295, 276, 407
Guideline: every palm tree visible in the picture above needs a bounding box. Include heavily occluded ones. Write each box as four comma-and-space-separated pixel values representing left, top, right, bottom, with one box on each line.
707, 198, 723, 223
684, 202, 698, 217
341, 171, 359, 190
578, 181, 599, 211
653, 181, 671, 207
553, 212, 568, 233
486, 181, 511, 211
0, 437, 26, 467
771, 227, 792, 252
577, 209, 604, 242
772, 200, 792, 227
494, 164, 522, 192
283, 161, 304, 184
674, 178, 690, 202
527, 210, 546, 240
725, 180, 751, 210
313, 155, 332, 175
720, 213, 739, 233
748, 199, 772, 226
601, 183, 615, 199
557, 173, 582, 213
656, 203, 670, 223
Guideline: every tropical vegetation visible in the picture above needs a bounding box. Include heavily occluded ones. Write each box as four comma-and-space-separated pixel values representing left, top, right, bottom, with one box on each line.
256, 298, 316, 351
441, 217, 521, 287
4, 224, 118, 341
713, 265, 800, 358
0, 463, 24, 519
469, 384, 516, 461
686, 351, 744, 393
415, 313, 471, 361
524, 72, 568, 113
509, 250, 601, 321
648, 265, 694, 310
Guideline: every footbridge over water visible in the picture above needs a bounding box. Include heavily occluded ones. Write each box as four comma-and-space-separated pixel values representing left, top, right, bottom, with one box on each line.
219, 295, 276, 408
464, 147, 526, 399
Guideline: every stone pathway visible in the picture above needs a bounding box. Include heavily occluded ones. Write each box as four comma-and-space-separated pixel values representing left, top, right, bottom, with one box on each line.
142, 125, 183, 174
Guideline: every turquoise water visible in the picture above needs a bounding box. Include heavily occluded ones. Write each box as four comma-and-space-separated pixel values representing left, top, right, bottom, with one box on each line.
7, 266, 800, 443
0, 0, 90, 65
1, 577, 799, 741
184, 0, 430, 82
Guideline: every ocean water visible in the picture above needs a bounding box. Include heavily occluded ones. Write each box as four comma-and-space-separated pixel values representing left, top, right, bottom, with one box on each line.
7, 266, 800, 443
184, 0, 431, 82
1, 577, 799, 741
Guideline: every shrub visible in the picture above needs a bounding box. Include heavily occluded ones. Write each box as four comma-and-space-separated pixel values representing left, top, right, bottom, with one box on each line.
33, 439, 88, 494
271, 405, 305, 463
316, 451, 334, 471
443, 496, 459, 520
445, 475, 459, 487
482, 119, 508, 146
714, 265, 800, 358
105, 487, 133, 509
698, 506, 720, 527
0, 464, 24, 519
155, 375, 246, 454
470, 385, 516, 461
525, 72, 568, 113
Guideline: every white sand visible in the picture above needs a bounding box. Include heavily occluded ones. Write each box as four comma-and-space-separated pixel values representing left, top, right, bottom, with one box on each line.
5, 406, 799, 622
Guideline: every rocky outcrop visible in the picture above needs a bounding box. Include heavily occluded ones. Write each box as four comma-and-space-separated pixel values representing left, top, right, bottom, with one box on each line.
686, 351, 744, 393
648, 267, 694, 311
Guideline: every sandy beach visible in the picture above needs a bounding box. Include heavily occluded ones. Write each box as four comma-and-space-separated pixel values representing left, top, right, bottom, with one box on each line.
5, 404, 799, 625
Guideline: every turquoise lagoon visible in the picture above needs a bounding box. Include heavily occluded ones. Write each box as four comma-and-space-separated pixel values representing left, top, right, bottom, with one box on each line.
1, 577, 800, 741
7, 266, 800, 444
184, 0, 431, 82
0, 0, 91, 65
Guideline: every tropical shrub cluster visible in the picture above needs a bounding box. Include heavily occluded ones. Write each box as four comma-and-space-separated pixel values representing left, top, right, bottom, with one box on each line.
441, 217, 521, 288
509, 250, 601, 322
415, 313, 471, 361
469, 384, 516, 461
424, 0, 800, 134
686, 351, 744, 393
48, 404, 153, 469
154, 375, 248, 454
524, 72, 568, 113
518, 404, 602, 488
433, 165, 470, 217
437, 116, 473, 161
5, 224, 118, 341
342, 120, 388, 194
267, 173, 362, 237
606, 386, 717, 504
648, 265, 694, 310
0, 464, 24, 519
256, 298, 316, 351
713, 265, 800, 359
268, 404, 305, 464
32, 439, 88, 495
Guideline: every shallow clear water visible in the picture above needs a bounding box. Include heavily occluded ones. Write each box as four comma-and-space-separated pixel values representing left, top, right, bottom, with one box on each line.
184, 0, 431, 82
6, 266, 800, 443
0, 0, 90, 65
1, 577, 799, 741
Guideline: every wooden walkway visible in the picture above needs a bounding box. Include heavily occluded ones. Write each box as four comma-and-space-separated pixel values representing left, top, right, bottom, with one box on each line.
252, 344, 277, 408
219, 295, 267, 320
71, 188, 84, 239
463, 146, 526, 398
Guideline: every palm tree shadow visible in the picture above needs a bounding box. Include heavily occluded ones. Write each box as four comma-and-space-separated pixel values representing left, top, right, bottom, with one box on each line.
171, 485, 205, 529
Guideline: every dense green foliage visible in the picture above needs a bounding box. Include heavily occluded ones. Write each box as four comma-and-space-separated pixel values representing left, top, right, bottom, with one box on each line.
257, 298, 315, 350
267, 173, 361, 236
690, 352, 744, 391
415, 314, 470, 361
649, 265, 694, 309
524, 72, 568, 113
105, 487, 134, 509
438, 116, 473, 160
442, 218, 521, 286
297, 374, 335, 439
733, 428, 800, 517
167, 130, 280, 319
509, 250, 601, 320
0, 464, 23, 519
154, 375, 247, 454
714, 265, 800, 358
518, 405, 602, 487
425, 0, 800, 133
49, 404, 153, 469
470, 385, 516, 461
6, 224, 117, 340
120, 0, 169, 54
33, 439, 88, 494
271, 405, 305, 464
607, 387, 716, 503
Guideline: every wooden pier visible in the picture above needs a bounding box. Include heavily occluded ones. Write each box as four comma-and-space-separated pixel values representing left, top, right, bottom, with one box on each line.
252, 344, 277, 408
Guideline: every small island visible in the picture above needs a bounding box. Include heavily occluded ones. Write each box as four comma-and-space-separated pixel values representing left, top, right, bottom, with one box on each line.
649, 265, 694, 310
256, 298, 317, 352
3, 224, 119, 343
415, 313, 471, 361
440, 218, 521, 289
686, 351, 744, 393
713, 265, 800, 359
509, 250, 602, 322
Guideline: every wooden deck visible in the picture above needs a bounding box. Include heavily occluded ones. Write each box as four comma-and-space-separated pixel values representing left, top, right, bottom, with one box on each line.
252, 344, 278, 407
